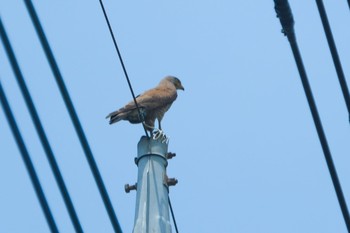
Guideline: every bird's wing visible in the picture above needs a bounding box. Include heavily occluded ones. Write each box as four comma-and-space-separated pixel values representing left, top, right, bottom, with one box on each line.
105, 86, 177, 123
123, 87, 177, 111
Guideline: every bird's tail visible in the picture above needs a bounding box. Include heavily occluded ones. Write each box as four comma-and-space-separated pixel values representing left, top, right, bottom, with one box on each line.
106, 110, 125, 124
106, 106, 145, 125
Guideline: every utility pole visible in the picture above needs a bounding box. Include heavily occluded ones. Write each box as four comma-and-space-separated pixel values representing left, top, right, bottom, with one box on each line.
125, 134, 177, 233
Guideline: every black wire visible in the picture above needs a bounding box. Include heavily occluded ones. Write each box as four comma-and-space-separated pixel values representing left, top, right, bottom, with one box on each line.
274, 1, 350, 232
168, 196, 179, 233
98, 0, 150, 138
0, 81, 59, 233
22, 1, 123, 232
315, 0, 350, 123
0, 17, 83, 233
290, 42, 350, 233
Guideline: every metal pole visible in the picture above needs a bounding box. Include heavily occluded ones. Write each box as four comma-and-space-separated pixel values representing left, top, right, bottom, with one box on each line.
133, 136, 172, 233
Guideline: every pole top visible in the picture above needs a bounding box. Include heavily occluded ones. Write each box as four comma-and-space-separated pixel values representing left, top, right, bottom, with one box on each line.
136, 135, 169, 165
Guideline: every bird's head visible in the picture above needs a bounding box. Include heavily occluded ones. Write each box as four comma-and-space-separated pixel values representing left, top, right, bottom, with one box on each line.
164, 76, 185, 91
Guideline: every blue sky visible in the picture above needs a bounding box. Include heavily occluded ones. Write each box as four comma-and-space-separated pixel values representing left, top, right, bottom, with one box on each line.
1, 1, 350, 232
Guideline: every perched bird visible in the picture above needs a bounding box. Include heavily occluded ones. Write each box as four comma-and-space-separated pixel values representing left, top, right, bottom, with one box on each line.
106, 76, 184, 134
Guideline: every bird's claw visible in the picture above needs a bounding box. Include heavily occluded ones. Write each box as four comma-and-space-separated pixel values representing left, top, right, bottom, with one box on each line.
152, 129, 169, 144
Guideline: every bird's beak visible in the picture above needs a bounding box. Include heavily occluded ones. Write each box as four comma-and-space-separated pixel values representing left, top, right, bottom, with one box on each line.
179, 84, 185, 91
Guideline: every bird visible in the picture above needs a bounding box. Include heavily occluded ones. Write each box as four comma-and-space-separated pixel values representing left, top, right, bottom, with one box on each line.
106, 76, 184, 134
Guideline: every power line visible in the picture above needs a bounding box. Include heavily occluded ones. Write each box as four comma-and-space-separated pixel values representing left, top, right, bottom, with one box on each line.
0, 17, 83, 233
168, 196, 179, 233
315, 0, 350, 123
98, 2, 183, 232
98, 2, 183, 231
98, 0, 150, 138
22, 1, 123, 232
0, 80, 59, 233
274, 1, 350, 232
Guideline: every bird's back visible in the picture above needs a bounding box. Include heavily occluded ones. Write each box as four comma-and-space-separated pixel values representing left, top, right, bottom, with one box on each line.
106, 76, 182, 131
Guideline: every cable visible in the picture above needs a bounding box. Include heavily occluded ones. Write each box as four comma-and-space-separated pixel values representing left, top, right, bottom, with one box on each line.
315, 0, 350, 123
98, 0, 150, 138
98, 3, 182, 232
168, 196, 179, 233
274, 1, 350, 232
0, 80, 59, 233
0, 17, 83, 233
22, 1, 123, 232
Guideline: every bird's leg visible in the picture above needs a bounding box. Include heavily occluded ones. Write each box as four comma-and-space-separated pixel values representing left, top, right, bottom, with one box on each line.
152, 130, 168, 143
141, 122, 156, 138
154, 119, 163, 136
158, 119, 162, 131
142, 122, 155, 131
152, 119, 168, 143
142, 121, 167, 143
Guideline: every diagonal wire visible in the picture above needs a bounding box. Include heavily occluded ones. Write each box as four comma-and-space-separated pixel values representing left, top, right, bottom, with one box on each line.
0, 17, 83, 233
315, 0, 350, 123
98, 0, 150, 138
22, 1, 123, 232
274, 1, 350, 232
168, 196, 179, 233
0, 80, 59, 233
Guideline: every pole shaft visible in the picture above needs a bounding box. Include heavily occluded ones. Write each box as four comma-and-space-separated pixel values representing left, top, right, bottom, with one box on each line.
133, 137, 172, 233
